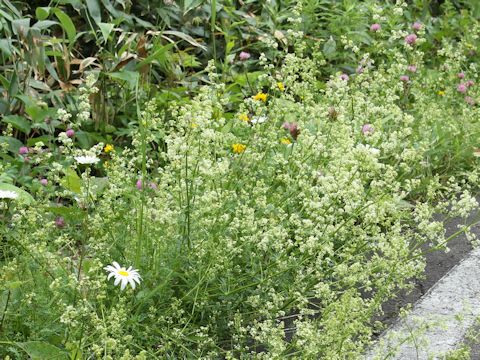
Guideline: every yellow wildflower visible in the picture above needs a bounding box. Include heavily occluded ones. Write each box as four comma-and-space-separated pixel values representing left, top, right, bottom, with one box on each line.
232, 143, 246, 154
280, 137, 292, 145
104, 144, 114, 153
437, 90, 445, 96
277, 82, 285, 92
191, 122, 198, 128
253, 92, 268, 102
238, 113, 249, 122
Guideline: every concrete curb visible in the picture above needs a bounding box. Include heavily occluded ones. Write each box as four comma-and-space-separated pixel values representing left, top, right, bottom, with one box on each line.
366, 247, 480, 359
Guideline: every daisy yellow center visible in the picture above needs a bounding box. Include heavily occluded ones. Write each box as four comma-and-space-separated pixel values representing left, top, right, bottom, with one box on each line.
118, 270, 129, 276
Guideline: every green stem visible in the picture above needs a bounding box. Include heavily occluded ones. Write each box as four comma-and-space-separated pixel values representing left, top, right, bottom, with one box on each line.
211, 0, 217, 60
136, 79, 147, 265
0, 290, 11, 333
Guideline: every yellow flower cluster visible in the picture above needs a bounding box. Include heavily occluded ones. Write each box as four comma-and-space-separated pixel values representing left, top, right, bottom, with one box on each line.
253, 92, 268, 102
280, 137, 292, 145
238, 113, 249, 122
277, 82, 285, 92
232, 143, 246, 154
104, 144, 114, 153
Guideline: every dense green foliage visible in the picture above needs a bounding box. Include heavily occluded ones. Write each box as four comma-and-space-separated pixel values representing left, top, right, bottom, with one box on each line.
1, 0, 480, 358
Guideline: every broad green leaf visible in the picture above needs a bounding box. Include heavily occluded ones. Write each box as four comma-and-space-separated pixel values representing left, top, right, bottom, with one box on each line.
323, 37, 336, 59
0, 136, 23, 153
86, 0, 102, 24
98, 22, 114, 43
54, 9, 76, 45
29, 79, 51, 91
35, 7, 51, 20
233, 71, 263, 86
0, 183, 35, 204
47, 206, 84, 221
11, 18, 30, 37
16, 341, 67, 360
32, 20, 58, 30
61, 168, 81, 194
108, 71, 139, 89
2, 115, 31, 134
75, 130, 94, 149
27, 135, 53, 147
104, 124, 116, 133
0, 39, 13, 57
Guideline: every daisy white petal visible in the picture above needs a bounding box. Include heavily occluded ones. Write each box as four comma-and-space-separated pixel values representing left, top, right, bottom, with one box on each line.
128, 278, 136, 289
0, 190, 19, 199
120, 278, 128, 291
104, 261, 142, 291
74, 155, 100, 165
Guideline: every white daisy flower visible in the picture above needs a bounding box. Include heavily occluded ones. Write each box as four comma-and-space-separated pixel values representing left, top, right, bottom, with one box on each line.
356, 143, 380, 156
250, 115, 267, 125
0, 190, 19, 199
104, 261, 142, 290
74, 155, 100, 164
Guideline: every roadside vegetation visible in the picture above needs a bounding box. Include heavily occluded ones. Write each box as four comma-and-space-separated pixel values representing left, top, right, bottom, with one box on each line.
1, 0, 480, 358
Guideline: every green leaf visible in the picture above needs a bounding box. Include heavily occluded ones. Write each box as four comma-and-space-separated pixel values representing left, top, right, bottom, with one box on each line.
0, 183, 35, 204
16, 341, 67, 360
323, 37, 336, 59
163, 30, 206, 51
226, 40, 235, 55
2, 280, 25, 290
0, 39, 12, 57
86, 0, 102, 24
35, 7, 51, 20
27, 135, 53, 147
136, 42, 174, 69
47, 206, 84, 222
90, 177, 108, 195
61, 168, 82, 194
183, 0, 203, 15
233, 71, 263, 86
75, 130, 93, 149
2, 115, 31, 134
0, 136, 23, 153
54, 9, 76, 46
32, 20, 58, 30
11, 18, 30, 37
107, 70, 139, 89
98, 22, 114, 43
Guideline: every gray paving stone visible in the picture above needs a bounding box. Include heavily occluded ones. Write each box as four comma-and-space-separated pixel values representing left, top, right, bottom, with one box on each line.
366, 247, 480, 359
